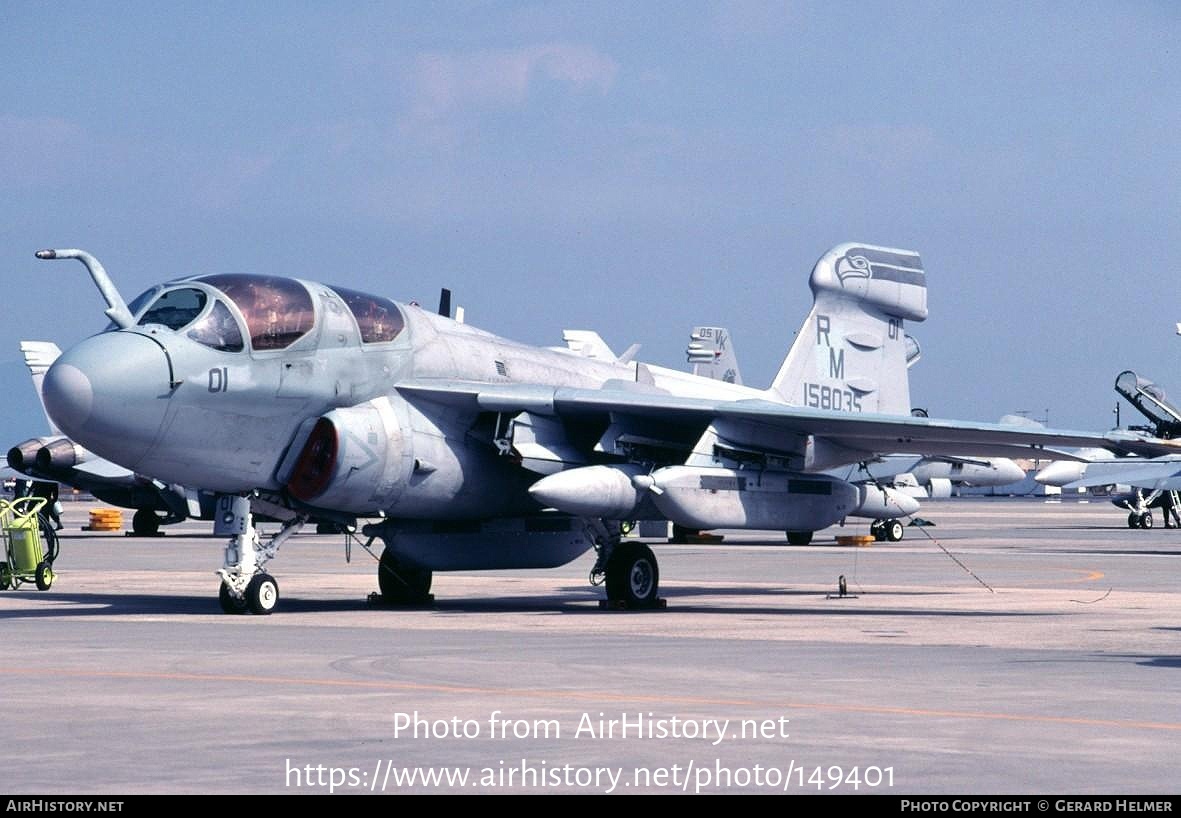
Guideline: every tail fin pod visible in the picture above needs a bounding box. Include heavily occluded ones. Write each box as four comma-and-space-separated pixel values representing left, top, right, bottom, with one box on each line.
770, 243, 926, 415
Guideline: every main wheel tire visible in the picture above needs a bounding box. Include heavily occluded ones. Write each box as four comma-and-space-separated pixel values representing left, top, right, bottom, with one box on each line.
869, 520, 883, 541
378, 549, 432, 604
35, 561, 54, 591
885, 519, 904, 542
605, 542, 659, 607
1128, 512, 1140, 529
132, 508, 161, 537
1140, 512, 1154, 530
786, 531, 813, 545
218, 582, 249, 614
246, 573, 280, 615
1, 566, 12, 590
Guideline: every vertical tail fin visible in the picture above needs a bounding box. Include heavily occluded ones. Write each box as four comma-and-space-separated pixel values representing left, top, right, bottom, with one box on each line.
686, 326, 743, 385
770, 243, 926, 415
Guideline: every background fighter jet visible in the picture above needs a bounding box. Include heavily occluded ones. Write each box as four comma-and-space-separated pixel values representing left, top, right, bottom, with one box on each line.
687, 326, 743, 385
1035, 371, 1181, 528
31, 244, 1161, 615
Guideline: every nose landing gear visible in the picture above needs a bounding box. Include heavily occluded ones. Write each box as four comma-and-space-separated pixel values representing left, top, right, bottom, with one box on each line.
214, 495, 305, 615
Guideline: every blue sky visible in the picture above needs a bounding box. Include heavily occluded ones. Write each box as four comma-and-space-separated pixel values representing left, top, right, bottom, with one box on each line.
1, 1, 1178, 445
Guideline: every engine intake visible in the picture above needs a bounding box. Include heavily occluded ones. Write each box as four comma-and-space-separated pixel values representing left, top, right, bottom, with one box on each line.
283, 398, 410, 513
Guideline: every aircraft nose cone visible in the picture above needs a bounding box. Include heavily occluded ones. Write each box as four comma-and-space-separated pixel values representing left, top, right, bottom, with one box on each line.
1034, 460, 1083, 486
42, 360, 93, 433
43, 332, 172, 469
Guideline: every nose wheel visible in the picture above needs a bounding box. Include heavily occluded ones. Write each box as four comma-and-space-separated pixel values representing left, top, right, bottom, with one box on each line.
245, 573, 280, 615
219, 581, 249, 614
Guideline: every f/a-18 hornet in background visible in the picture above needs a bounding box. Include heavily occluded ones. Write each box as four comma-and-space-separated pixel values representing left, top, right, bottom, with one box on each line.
1037, 369, 1181, 528
31, 244, 1165, 614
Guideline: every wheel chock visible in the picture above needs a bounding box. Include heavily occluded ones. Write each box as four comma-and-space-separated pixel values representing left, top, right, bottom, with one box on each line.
598, 597, 667, 611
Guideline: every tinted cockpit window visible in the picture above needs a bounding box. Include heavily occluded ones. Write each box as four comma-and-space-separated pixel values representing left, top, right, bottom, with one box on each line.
198, 274, 314, 351
138, 288, 208, 330
186, 300, 245, 352
330, 285, 404, 344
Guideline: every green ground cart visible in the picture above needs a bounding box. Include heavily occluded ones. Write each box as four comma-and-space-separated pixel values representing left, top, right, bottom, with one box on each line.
0, 497, 60, 591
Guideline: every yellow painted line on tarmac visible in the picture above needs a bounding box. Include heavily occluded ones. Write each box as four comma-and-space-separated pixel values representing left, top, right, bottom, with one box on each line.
2, 666, 1178, 732
996, 568, 1105, 587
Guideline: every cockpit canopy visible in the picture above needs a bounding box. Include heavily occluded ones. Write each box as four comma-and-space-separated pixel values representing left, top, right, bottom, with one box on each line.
198, 274, 314, 350
125, 274, 405, 353
328, 284, 404, 344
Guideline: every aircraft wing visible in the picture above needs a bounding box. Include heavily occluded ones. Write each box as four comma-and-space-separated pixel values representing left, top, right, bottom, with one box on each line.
396, 380, 1149, 465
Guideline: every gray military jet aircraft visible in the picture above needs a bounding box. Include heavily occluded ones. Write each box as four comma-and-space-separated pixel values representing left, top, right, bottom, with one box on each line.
32, 244, 1158, 615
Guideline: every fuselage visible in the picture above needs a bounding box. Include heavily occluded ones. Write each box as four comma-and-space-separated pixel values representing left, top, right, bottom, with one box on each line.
41, 274, 767, 519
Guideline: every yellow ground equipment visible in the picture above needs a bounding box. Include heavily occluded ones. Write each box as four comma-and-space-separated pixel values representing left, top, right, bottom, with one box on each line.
834, 534, 876, 547
0, 497, 60, 591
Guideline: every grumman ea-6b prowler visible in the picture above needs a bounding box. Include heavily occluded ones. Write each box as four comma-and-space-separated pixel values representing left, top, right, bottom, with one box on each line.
32, 244, 1163, 615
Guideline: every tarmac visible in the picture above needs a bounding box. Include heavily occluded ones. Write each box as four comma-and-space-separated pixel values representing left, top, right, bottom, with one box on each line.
1, 496, 1179, 795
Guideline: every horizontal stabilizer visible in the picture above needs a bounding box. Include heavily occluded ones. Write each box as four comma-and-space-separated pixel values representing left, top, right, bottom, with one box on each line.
73, 458, 136, 479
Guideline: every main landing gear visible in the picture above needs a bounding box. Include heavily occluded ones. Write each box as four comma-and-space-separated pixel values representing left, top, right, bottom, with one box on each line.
377, 548, 433, 605
131, 508, 163, 537
870, 518, 905, 542
1127, 511, 1153, 529
589, 521, 663, 609
214, 495, 306, 615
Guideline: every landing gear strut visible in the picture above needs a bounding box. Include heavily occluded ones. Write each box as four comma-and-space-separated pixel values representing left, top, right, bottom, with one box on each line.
214, 495, 306, 615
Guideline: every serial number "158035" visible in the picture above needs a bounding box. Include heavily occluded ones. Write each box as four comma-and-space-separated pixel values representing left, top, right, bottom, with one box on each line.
803, 382, 862, 412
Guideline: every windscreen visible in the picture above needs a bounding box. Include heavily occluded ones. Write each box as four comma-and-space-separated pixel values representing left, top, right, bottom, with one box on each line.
138, 288, 208, 330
